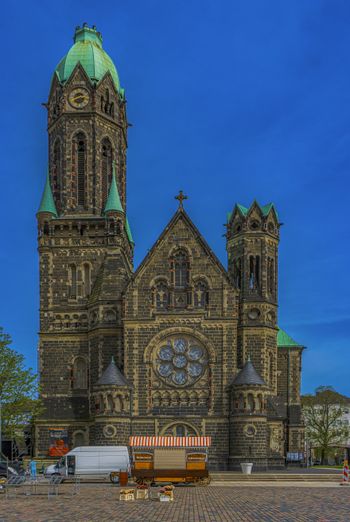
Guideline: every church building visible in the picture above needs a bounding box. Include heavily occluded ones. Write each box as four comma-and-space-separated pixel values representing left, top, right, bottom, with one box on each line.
35, 24, 305, 469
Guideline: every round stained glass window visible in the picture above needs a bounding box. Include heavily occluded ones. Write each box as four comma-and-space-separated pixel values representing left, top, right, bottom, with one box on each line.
155, 336, 208, 387
159, 345, 173, 361
173, 355, 187, 368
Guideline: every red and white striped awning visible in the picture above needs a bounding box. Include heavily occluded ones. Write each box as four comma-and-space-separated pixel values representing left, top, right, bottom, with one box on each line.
129, 436, 212, 448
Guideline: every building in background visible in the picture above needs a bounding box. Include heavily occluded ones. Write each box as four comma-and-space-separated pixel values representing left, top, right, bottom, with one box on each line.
35, 24, 305, 469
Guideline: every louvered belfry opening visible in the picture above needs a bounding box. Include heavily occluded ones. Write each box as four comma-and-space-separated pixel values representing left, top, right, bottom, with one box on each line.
73, 132, 86, 208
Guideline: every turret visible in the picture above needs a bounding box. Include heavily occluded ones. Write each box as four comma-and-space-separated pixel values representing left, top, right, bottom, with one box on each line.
92, 357, 132, 445
226, 201, 280, 391
229, 358, 269, 470
37, 171, 57, 234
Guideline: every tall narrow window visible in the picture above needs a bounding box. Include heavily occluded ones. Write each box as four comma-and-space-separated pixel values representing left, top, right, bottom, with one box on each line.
70, 264, 77, 298
249, 255, 260, 290
194, 280, 209, 308
73, 357, 87, 389
101, 138, 113, 208
233, 258, 242, 289
83, 263, 91, 297
52, 139, 62, 211
247, 393, 255, 412
268, 352, 274, 386
154, 281, 169, 310
173, 251, 189, 288
268, 258, 275, 295
73, 132, 86, 208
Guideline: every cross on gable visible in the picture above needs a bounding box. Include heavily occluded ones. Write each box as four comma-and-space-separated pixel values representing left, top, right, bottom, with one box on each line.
175, 190, 188, 209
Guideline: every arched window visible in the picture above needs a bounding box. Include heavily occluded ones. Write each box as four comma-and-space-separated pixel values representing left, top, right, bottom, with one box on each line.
172, 250, 189, 288
52, 139, 62, 211
73, 132, 86, 208
73, 357, 87, 389
69, 264, 77, 299
249, 255, 260, 290
194, 280, 209, 308
73, 431, 86, 448
107, 395, 114, 412
83, 263, 91, 297
268, 352, 274, 386
154, 281, 169, 310
101, 138, 113, 209
268, 257, 275, 295
238, 393, 244, 410
247, 393, 255, 412
257, 394, 263, 412
233, 257, 242, 289
115, 396, 123, 412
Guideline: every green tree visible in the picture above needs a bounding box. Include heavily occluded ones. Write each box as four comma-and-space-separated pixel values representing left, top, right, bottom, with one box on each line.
302, 386, 350, 465
0, 327, 42, 446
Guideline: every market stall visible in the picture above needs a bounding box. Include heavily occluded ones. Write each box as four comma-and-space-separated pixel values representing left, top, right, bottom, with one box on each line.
129, 436, 211, 485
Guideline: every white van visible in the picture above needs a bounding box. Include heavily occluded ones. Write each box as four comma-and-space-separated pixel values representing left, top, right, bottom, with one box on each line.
45, 446, 130, 482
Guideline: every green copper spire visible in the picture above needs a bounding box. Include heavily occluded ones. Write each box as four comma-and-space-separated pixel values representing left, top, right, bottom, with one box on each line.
104, 163, 123, 214
54, 24, 122, 93
37, 172, 58, 217
125, 217, 134, 245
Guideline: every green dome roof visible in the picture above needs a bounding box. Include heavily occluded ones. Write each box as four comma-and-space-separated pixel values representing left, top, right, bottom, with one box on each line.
54, 25, 121, 92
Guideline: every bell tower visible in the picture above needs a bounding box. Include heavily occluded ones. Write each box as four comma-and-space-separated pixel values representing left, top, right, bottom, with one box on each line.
226, 201, 280, 393
47, 23, 128, 216
35, 24, 133, 455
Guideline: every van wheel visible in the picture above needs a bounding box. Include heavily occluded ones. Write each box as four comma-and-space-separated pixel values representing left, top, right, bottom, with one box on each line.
110, 472, 119, 484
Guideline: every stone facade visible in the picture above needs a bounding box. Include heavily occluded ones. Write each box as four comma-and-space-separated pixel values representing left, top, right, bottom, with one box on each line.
35, 25, 304, 469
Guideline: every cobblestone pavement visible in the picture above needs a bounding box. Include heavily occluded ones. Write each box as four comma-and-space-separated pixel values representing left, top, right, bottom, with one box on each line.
0, 484, 349, 522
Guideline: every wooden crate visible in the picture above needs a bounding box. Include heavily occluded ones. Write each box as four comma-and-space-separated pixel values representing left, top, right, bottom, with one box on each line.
119, 489, 135, 501
136, 489, 149, 500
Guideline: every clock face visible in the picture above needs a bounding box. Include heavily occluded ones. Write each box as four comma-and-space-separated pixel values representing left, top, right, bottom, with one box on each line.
68, 88, 90, 109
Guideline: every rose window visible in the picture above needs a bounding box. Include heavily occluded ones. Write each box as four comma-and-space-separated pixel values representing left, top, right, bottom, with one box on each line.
155, 337, 208, 386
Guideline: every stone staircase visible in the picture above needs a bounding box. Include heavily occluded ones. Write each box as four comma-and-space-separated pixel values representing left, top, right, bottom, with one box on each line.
210, 471, 342, 483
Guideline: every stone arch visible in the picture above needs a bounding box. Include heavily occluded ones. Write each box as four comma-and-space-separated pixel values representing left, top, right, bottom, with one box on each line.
72, 430, 86, 448
168, 244, 193, 263
149, 275, 171, 288
152, 391, 161, 407
143, 327, 217, 364
160, 421, 199, 437
192, 274, 212, 289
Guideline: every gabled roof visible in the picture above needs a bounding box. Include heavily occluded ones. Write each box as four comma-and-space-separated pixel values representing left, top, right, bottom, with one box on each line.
95, 357, 131, 387
133, 207, 230, 282
232, 359, 266, 386
228, 201, 279, 222
104, 163, 123, 214
277, 328, 304, 348
37, 172, 58, 217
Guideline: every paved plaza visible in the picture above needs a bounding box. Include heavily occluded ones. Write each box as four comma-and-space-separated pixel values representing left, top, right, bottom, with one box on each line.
0, 484, 349, 522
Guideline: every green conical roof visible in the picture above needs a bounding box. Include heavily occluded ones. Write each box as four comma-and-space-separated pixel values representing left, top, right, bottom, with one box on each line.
229, 201, 279, 222
54, 25, 122, 93
277, 328, 303, 348
104, 163, 123, 214
37, 172, 57, 217
125, 217, 134, 245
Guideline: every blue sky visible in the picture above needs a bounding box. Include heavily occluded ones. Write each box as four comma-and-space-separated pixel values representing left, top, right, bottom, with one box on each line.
0, 0, 349, 395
